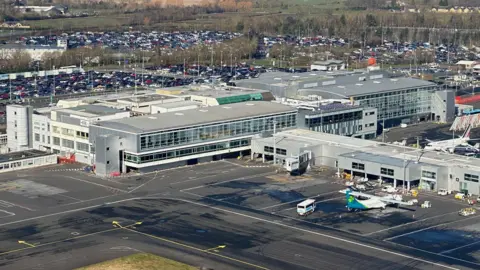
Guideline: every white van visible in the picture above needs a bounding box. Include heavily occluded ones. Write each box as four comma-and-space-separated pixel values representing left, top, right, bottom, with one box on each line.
297, 199, 316, 216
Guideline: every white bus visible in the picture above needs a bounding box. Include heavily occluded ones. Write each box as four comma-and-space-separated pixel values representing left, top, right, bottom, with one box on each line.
297, 199, 316, 216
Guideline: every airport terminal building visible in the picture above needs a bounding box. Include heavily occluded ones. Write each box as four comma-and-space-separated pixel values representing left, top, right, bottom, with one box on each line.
237, 71, 455, 127
251, 129, 480, 195
89, 101, 297, 176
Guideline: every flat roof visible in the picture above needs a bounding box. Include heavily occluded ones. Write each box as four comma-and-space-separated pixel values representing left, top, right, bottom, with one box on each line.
152, 100, 200, 109
187, 87, 270, 98
94, 101, 296, 133
299, 77, 436, 98
59, 104, 123, 117
268, 129, 480, 170
115, 94, 176, 103
0, 149, 53, 163
339, 151, 435, 168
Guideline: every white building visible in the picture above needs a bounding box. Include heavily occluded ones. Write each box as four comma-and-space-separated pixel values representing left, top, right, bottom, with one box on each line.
310, 60, 345, 71
7, 105, 33, 152
0, 39, 67, 61
8, 104, 130, 164
150, 101, 201, 114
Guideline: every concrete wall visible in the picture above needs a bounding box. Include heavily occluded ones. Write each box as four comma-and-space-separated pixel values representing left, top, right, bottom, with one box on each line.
0, 154, 57, 173
32, 113, 51, 152
431, 90, 455, 123
7, 105, 33, 152
94, 134, 125, 177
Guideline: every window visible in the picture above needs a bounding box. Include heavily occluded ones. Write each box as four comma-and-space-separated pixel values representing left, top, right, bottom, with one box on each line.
106, 147, 110, 151
76, 131, 89, 139
381, 167, 394, 176
352, 162, 365, 170
62, 139, 74, 149
422, 171, 436, 179
369, 111, 375, 115
53, 137, 60, 146
465, 173, 479, 183
264, 146, 274, 153
276, 148, 287, 155
107, 161, 110, 165
42, 135, 45, 143
76, 142, 89, 152
34, 133, 40, 142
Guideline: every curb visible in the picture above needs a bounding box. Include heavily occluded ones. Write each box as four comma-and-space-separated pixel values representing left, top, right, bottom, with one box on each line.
46, 168, 83, 172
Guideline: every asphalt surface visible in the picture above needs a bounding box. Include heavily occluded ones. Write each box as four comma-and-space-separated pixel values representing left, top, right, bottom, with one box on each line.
0, 161, 478, 269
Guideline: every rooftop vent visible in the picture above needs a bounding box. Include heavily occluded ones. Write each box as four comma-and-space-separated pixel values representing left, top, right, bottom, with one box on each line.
175, 112, 184, 116
390, 78, 398, 82
310, 74, 317, 76
222, 106, 232, 109
373, 81, 381, 84
337, 86, 345, 88
245, 103, 255, 106
199, 109, 208, 112
356, 83, 363, 86
148, 116, 157, 119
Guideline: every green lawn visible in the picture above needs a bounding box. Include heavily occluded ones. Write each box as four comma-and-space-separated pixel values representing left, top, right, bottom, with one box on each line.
75, 253, 197, 270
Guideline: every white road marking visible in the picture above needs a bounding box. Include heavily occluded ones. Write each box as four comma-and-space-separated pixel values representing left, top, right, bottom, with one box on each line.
167, 198, 461, 270
171, 167, 239, 185
257, 190, 341, 210
128, 171, 159, 193
363, 211, 459, 236
57, 193, 83, 202
63, 176, 127, 193
385, 240, 480, 267
0, 200, 35, 211
440, 240, 480, 254
181, 172, 274, 192
49, 194, 121, 208
0, 210, 15, 218
385, 214, 480, 241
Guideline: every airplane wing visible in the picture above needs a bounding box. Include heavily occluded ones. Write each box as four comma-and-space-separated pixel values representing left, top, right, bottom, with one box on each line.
347, 191, 373, 198
378, 198, 414, 206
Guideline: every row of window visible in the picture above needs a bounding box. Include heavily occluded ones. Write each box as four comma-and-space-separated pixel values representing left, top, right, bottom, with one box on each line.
381, 167, 394, 176
125, 139, 250, 164
465, 173, 479, 183
264, 146, 287, 156
352, 162, 365, 170
305, 111, 363, 126
139, 113, 296, 151
422, 171, 437, 179
51, 136, 89, 152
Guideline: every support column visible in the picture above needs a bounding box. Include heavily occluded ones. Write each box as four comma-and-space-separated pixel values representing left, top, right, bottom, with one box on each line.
262, 154, 265, 163
393, 178, 397, 188
251, 151, 254, 160
407, 180, 411, 190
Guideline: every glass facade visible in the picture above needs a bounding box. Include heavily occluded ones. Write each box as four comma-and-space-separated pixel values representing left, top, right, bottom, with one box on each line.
139, 112, 296, 151
125, 138, 250, 164
304, 110, 363, 135
354, 87, 434, 121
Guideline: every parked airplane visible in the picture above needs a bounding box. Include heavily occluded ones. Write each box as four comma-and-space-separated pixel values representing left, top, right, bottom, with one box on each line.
341, 189, 413, 211
424, 125, 472, 153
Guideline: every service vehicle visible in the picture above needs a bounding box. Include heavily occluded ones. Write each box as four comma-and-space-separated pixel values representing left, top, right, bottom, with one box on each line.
438, 189, 451, 196
459, 208, 476, 216
455, 193, 466, 200
382, 186, 397, 193
297, 199, 316, 216
421, 201, 432, 208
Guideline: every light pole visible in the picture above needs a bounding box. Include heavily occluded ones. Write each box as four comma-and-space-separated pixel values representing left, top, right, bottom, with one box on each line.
272, 119, 278, 165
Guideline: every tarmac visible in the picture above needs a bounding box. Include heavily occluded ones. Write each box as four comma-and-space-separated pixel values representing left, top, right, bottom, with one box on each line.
0, 160, 478, 269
